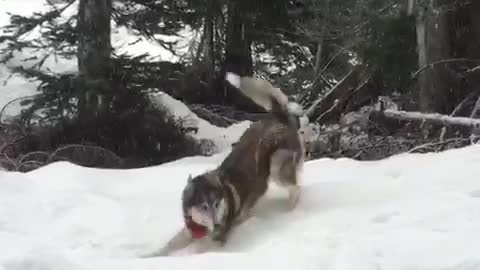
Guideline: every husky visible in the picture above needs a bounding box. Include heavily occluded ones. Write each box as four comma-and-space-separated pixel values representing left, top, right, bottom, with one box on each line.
148, 72, 306, 257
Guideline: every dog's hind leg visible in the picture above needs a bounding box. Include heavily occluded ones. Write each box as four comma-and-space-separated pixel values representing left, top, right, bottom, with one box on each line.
286, 184, 301, 210
287, 156, 304, 210
270, 149, 303, 210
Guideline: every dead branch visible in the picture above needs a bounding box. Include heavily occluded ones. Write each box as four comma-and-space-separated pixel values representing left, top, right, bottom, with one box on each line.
18, 151, 50, 164
466, 65, 480, 74
47, 144, 123, 167
450, 90, 479, 117
407, 138, 470, 154
470, 95, 480, 118
439, 91, 480, 141
305, 69, 354, 118
17, 160, 44, 172
0, 155, 18, 171
411, 58, 480, 78
314, 70, 373, 123
0, 95, 40, 122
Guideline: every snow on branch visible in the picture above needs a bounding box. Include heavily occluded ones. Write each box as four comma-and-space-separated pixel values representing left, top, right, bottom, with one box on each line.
381, 109, 480, 129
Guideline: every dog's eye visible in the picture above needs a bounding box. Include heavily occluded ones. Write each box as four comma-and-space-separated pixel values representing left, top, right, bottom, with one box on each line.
214, 199, 223, 209
201, 202, 209, 210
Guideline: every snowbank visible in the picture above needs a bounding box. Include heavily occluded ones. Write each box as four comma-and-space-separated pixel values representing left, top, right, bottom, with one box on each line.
1, 142, 480, 269
149, 92, 251, 153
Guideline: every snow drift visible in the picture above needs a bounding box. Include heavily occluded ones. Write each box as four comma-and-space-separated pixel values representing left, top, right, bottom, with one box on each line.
1, 144, 480, 269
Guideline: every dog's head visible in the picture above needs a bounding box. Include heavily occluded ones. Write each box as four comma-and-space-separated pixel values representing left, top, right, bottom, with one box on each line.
181, 172, 228, 237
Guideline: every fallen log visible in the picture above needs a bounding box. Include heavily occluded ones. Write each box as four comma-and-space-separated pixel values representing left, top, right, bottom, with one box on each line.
381, 109, 480, 129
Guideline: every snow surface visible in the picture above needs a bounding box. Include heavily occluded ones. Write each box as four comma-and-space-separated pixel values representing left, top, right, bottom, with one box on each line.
2, 3, 480, 268
1, 143, 480, 269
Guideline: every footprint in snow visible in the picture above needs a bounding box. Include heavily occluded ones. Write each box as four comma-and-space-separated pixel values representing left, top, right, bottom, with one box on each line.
371, 211, 399, 224
469, 190, 480, 198
386, 169, 402, 179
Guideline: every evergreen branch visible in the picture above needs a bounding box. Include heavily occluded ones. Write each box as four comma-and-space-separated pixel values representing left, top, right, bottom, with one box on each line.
1, 0, 77, 39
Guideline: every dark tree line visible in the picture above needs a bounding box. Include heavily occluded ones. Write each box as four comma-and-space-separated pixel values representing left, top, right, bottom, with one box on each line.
0, 0, 479, 170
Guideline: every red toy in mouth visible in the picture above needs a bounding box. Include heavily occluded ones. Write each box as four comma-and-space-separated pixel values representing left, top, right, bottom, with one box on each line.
185, 217, 208, 239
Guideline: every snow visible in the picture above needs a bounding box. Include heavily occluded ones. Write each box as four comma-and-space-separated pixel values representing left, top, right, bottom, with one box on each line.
149, 92, 250, 153
2, 2, 480, 267
1, 141, 480, 269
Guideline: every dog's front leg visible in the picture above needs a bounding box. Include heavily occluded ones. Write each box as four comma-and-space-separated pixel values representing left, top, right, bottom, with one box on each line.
142, 227, 193, 257
234, 208, 253, 226
211, 223, 230, 247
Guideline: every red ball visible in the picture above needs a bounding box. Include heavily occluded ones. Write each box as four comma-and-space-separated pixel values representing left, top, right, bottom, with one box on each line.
186, 219, 208, 239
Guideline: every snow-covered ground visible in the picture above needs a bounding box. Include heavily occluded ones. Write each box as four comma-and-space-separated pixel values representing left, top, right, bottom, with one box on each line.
1, 143, 480, 269
2, 2, 480, 268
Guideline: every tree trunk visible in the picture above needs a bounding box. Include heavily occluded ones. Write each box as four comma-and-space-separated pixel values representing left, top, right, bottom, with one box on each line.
416, 0, 452, 113
77, 0, 112, 124
225, 1, 253, 76
313, 0, 330, 75
469, 2, 480, 52
407, 0, 415, 15
203, 14, 215, 85
416, 4, 429, 111
221, 1, 255, 110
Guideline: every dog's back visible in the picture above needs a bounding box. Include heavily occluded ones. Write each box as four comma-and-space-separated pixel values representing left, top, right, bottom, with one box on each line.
219, 117, 303, 212
218, 74, 306, 224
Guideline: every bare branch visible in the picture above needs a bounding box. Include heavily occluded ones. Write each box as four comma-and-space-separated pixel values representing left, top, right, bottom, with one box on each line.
450, 90, 479, 117
408, 138, 469, 154
466, 66, 480, 74
47, 144, 122, 165
304, 69, 354, 118
411, 58, 480, 78
0, 94, 40, 122
314, 70, 373, 123
470, 95, 480, 119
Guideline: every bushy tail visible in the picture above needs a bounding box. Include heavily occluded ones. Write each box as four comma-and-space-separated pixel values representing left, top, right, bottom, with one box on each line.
225, 72, 303, 128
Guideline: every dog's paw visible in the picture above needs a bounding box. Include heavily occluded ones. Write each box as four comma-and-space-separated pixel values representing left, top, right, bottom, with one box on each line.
288, 185, 301, 210
234, 209, 253, 226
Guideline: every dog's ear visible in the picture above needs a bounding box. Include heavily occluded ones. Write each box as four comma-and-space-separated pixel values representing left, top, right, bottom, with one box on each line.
187, 174, 193, 182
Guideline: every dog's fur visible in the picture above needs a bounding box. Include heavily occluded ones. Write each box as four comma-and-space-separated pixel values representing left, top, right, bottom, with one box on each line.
149, 73, 305, 256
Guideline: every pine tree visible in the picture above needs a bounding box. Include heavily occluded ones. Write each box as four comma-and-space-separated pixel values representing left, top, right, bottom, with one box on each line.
0, 0, 202, 168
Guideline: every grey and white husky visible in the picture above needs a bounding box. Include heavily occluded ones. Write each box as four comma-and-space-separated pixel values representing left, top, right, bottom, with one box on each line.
149, 72, 306, 256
